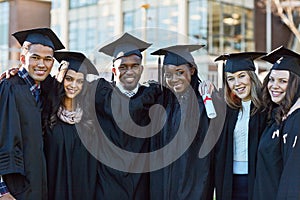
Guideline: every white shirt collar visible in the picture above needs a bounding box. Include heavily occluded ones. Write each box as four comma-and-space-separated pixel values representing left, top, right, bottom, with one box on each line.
116, 82, 139, 96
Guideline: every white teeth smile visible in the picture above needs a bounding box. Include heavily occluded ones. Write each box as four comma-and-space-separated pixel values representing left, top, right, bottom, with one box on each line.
125, 77, 134, 82
67, 88, 77, 94
271, 91, 281, 97
173, 83, 182, 88
235, 87, 245, 93
34, 70, 46, 75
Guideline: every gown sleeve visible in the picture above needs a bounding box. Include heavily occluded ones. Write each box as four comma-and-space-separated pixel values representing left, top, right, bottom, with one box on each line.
0, 80, 24, 176
276, 110, 300, 200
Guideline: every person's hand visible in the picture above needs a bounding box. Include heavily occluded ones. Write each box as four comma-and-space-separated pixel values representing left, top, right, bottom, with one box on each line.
0, 68, 19, 81
199, 80, 215, 96
55, 61, 69, 83
0, 193, 16, 200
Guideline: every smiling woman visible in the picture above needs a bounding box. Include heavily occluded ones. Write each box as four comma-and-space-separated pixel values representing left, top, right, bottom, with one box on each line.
164, 64, 194, 94
226, 70, 252, 102
43, 51, 100, 200
254, 46, 300, 200
267, 70, 289, 104
149, 44, 213, 200
63, 69, 84, 101
214, 52, 267, 200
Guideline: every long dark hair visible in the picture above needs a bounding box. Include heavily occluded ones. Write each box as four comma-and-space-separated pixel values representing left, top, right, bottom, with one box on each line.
262, 70, 300, 124
190, 64, 201, 95
41, 76, 64, 131
45, 69, 88, 129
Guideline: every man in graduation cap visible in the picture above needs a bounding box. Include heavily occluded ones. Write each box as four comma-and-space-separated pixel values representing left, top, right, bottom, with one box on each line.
0, 27, 64, 200
93, 32, 162, 200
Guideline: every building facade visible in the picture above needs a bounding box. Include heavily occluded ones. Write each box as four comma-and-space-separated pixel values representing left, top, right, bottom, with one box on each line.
0, 0, 295, 86
50, 0, 260, 85
0, 0, 51, 72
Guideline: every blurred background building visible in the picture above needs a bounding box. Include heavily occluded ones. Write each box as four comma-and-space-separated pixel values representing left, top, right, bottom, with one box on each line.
0, 0, 295, 87
0, 0, 51, 71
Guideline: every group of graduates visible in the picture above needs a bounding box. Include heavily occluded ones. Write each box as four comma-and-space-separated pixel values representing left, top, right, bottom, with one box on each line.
0, 27, 299, 200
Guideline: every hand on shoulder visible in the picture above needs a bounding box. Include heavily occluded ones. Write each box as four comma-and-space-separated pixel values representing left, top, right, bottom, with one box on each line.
0, 67, 19, 81
0, 193, 16, 200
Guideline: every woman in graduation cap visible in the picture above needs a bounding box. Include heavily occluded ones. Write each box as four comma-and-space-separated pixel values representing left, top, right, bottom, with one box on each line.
150, 44, 213, 200
253, 46, 300, 200
213, 52, 267, 200
43, 51, 101, 200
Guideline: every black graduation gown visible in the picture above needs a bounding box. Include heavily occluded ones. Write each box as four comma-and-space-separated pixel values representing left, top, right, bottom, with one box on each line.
0, 76, 47, 200
94, 78, 162, 200
150, 90, 213, 200
214, 104, 267, 200
276, 108, 300, 200
44, 118, 100, 200
252, 112, 282, 200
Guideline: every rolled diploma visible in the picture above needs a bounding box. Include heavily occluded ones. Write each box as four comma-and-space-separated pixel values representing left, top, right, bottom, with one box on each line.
202, 93, 217, 119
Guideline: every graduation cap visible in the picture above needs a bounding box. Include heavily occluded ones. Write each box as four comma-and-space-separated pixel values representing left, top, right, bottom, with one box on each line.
151, 44, 205, 66
54, 51, 99, 75
98, 32, 152, 61
261, 46, 300, 77
12, 27, 65, 50
215, 52, 266, 73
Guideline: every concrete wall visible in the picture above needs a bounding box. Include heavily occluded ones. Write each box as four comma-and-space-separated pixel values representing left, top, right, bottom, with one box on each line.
9, 0, 51, 62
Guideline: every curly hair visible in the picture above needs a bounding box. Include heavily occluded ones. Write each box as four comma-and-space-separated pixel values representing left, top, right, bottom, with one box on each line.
262, 70, 300, 124
224, 70, 263, 115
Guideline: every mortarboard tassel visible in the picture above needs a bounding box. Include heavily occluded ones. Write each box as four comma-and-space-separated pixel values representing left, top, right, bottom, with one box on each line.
111, 73, 114, 82
158, 56, 161, 85
158, 56, 163, 90
111, 63, 115, 82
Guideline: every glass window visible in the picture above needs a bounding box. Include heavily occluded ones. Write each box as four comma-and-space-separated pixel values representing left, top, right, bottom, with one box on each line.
70, 0, 98, 9
86, 18, 97, 51
124, 11, 134, 32
188, 0, 208, 45
69, 18, 98, 53
158, 5, 178, 32
98, 14, 114, 44
0, 2, 9, 72
147, 7, 157, 28
123, 3, 177, 33
188, 0, 254, 54
0, 2, 9, 46
51, 0, 61, 9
